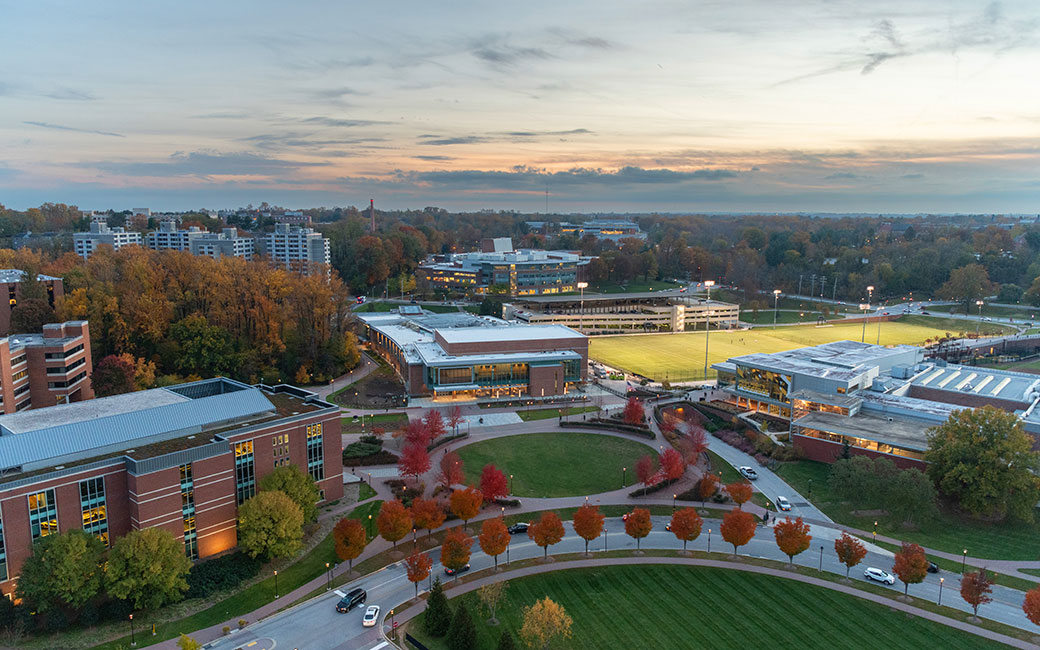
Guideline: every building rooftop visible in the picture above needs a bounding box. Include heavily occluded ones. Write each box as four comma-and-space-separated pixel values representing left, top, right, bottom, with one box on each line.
793, 410, 935, 452
908, 364, 1040, 403
413, 342, 580, 367
728, 341, 922, 383
436, 324, 585, 345
0, 270, 61, 283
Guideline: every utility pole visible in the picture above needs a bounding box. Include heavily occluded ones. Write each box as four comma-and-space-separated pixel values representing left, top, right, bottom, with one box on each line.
798, 274, 803, 296
819, 276, 827, 300
832, 279, 838, 301
809, 274, 816, 297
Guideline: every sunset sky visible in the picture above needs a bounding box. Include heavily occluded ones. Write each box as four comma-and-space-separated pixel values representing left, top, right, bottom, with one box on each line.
2, 0, 1038, 213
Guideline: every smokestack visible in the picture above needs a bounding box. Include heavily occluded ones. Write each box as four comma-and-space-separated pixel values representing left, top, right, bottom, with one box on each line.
369, 199, 375, 233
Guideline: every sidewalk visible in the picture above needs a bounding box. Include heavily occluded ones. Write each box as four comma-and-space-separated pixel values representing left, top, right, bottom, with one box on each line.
309, 352, 379, 400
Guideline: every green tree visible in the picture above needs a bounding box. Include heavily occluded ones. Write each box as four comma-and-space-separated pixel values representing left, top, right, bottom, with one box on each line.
259, 464, 320, 523
106, 528, 192, 610
926, 406, 1040, 521
497, 631, 519, 650
169, 313, 236, 377
446, 603, 477, 650
177, 634, 203, 650
238, 491, 305, 560
15, 529, 105, 612
887, 468, 939, 526
827, 456, 876, 510
937, 263, 993, 313
424, 577, 452, 637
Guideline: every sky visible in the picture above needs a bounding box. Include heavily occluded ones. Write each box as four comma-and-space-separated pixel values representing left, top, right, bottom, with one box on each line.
1, 0, 1039, 213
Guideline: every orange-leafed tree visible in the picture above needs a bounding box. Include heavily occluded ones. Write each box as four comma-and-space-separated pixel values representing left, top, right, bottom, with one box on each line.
624, 507, 653, 550
725, 481, 753, 509
478, 516, 510, 570
404, 548, 433, 597
410, 497, 446, 541
437, 451, 465, 489
623, 397, 645, 426
635, 455, 660, 488
398, 419, 429, 447
333, 518, 366, 571
423, 409, 446, 443
679, 426, 709, 465
572, 504, 604, 555
479, 464, 509, 502
669, 508, 703, 552
398, 442, 431, 482
697, 472, 719, 504
960, 569, 995, 616
441, 527, 473, 581
446, 405, 464, 437
528, 511, 565, 560
773, 516, 812, 564
720, 509, 756, 555
449, 486, 483, 527
892, 542, 929, 596
659, 448, 686, 482
1024, 585, 1040, 626
834, 532, 867, 578
376, 499, 412, 551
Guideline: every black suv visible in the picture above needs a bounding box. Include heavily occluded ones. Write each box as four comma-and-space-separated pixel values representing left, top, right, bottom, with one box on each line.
507, 522, 529, 535
336, 587, 367, 613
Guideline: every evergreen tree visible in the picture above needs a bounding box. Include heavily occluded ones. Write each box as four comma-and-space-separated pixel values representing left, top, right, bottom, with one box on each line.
496, 630, 518, 650
424, 577, 452, 637
446, 603, 476, 650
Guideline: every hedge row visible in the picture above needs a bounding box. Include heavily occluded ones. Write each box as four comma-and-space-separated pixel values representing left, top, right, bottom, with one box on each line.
567, 420, 655, 439
186, 551, 262, 599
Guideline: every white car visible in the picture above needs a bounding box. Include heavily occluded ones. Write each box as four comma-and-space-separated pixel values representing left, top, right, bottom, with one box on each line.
776, 496, 792, 511
362, 605, 380, 627
864, 567, 895, 585
739, 466, 758, 480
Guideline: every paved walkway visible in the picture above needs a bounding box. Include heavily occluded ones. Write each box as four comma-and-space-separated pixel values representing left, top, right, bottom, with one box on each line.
309, 352, 379, 400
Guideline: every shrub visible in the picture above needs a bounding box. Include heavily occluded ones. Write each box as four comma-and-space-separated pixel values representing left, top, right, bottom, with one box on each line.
222, 626, 231, 636
186, 552, 262, 599
628, 477, 679, 498
358, 435, 382, 445
238, 619, 248, 629
342, 449, 398, 467
344, 442, 383, 458
494, 497, 522, 508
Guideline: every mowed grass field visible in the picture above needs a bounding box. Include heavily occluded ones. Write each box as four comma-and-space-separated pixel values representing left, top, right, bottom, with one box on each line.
408, 565, 1006, 650
589, 317, 1015, 381
455, 432, 649, 497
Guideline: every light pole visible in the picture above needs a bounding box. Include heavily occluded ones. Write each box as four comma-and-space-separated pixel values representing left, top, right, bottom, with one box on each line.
703, 280, 715, 380
509, 474, 514, 494
773, 289, 781, 326
962, 549, 967, 573
818, 545, 824, 571
129, 614, 136, 646
577, 281, 588, 333
872, 521, 877, 543
976, 300, 984, 334
274, 569, 279, 598
707, 528, 711, 554
390, 609, 396, 640
672, 493, 677, 511
325, 562, 331, 590
939, 577, 945, 606
622, 466, 627, 488
860, 286, 873, 343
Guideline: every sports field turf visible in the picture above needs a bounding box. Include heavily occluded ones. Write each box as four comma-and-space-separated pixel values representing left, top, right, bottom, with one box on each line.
455, 432, 649, 497
589, 317, 1015, 381
408, 565, 1006, 650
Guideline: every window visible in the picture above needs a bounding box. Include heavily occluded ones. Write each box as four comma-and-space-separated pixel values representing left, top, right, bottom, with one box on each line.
235, 441, 255, 504
80, 477, 109, 546
0, 513, 6, 581
180, 464, 197, 560
28, 489, 58, 540
11, 369, 27, 382
306, 423, 324, 482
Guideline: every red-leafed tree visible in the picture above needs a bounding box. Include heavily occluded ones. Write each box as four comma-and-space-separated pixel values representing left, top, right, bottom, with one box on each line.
658, 416, 677, 437
572, 504, 604, 555
624, 508, 653, 550
449, 486, 483, 526
404, 548, 433, 596
423, 409, 446, 443
960, 569, 995, 616
669, 508, 703, 552
1024, 585, 1040, 626
437, 451, 465, 489
892, 542, 929, 596
478, 516, 510, 570
479, 464, 509, 502
528, 511, 565, 559
333, 518, 367, 571
697, 472, 719, 504
725, 481, 753, 509
834, 532, 867, 578
441, 527, 473, 580
679, 426, 709, 465
622, 397, 645, 426
446, 405, 464, 437
635, 455, 660, 488
376, 499, 412, 551
659, 448, 686, 482
398, 442, 431, 482
773, 516, 812, 564
397, 419, 429, 447
410, 497, 446, 541
720, 509, 756, 555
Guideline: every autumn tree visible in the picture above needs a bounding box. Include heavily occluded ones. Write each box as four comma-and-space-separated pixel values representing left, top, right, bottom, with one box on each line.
773, 517, 812, 565
480, 464, 509, 501
15, 529, 105, 612
1024, 585, 1040, 626
520, 597, 573, 650
697, 472, 719, 504
411, 497, 447, 540
376, 499, 413, 551
892, 542, 929, 596
238, 491, 304, 560
659, 448, 686, 482
834, 532, 867, 578
176, 634, 203, 650
622, 397, 645, 426
333, 517, 367, 572
438, 451, 465, 489
478, 581, 508, 624
669, 508, 703, 552
441, 527, 474, 580
720, 509, 756, 555
447, 404, 464, 436
399, 442, 432, 482
450, 486, 483, 527
91, 354, 137, 397
259, 464, 320, 522
479, 516, 510, 570
106, 528, 192, 610
624, 507, 653, 550
635, 454, 660, 488
725, 481, 753, 509
572, 503, 604, 555
937, 263, 993, 313
960, 569, 995, 616
528, 511, 565, 560
679, 425, 709, 465
404, 548, 433, 597
423, 409, 446, 443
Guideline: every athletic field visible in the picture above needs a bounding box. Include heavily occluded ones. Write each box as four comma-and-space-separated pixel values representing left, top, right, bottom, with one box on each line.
589, 317, 1014, 382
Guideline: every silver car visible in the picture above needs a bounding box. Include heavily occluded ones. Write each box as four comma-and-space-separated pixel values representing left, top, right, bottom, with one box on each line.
739, 466, 758, 480
864, 567, 895, 585
362, 605, 380, 627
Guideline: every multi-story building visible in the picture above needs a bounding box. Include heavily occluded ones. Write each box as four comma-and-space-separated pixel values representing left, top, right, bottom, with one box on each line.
358, 308, 586, 400
0, 378, 342, 596
189, 228, 256, 260
146, 222, 205, 252
0, 271, 64, 336
0, 321, 94, 413
559, 220, 645, 242
417, 238, 591, 297
259, 224, 330, 274
73, 222, 142, 260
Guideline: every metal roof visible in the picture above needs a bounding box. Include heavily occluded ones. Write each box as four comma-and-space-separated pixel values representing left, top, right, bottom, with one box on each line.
0, 270, 61, 283
436, 324, 584, 344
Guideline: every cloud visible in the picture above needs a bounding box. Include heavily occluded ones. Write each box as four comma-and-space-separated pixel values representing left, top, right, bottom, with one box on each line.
824, 172, 859, 180
418, 129, 593, 146
43, 87, 96, 101
86, 151, 329, 177
191, 111, 251, 119
414, 155, 456, 161
397, 165, 739, 188
418, 135, 492, 146
300, 116, 387, 128
24, 121, 124, 138
241, 132, 386, 150
311, 86, 365, 100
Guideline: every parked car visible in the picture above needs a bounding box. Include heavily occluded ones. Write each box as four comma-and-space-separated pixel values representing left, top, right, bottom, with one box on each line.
508, 522, 530, 535
927, 561, 940, 574
336, 588, 367, 613
622, 512, 633, 522
362, 605, 380, 627
739, 466, 758, 480
776, 496, 792, 511
864, 567, 896, 585
444, 563, 471, 576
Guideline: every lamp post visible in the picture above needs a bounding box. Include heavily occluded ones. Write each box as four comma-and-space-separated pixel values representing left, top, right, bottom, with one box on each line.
976, 300, 984, 334
707, 528, 711, 554
962, 549, 967, 573
509, 474, 514, 494
390, 609, 396, 640
703, 280, 715, 380
773, 289, 781, 326
872, 521, 877, 543
860, 285, 873, 343
818, 545, 824, 571
577, 281, 588, 333
939, 577, 945, 606
672, 493, 677, 511
622, 466, 627, 488
274, 570, 279, 598
129, 614, 136, 646
325, 562, 331, 590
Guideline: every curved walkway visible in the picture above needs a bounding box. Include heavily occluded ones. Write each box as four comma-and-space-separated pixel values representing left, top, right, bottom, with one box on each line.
387, 557, 1040, 650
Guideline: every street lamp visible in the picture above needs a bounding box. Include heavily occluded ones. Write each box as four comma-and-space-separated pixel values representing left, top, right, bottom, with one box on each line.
773, 289, 781, 326
872, 521, 877, 543
510, 474, 514, 494
325, 562, 331, 590
274, 569, 279, 598
818, 545, 824, 571
577, 281, 588, 333
962, 549, 967, 573
390, 609, 396, 640
707, 528, 711, 554
622, 466, 627, 488
703, 280, 715, 380
129, 614, 136, 646
939, 577, 945, 606
976, 300, 984, 334
672, 493, 677, 511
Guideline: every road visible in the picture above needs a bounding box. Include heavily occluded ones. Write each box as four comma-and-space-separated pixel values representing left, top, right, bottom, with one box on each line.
206, 515, 1035, 650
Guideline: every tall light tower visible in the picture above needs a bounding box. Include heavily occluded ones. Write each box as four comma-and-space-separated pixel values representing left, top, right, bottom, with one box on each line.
577, 281, 588, 333
703, 280, 715, 380
773, 289, 782, 326
861, 285, 874, 343
976, 300, 984, 334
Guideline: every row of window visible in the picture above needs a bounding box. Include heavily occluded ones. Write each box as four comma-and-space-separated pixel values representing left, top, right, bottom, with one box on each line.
46, 357, 86, 375
48, 370, 87, 389
180, 463, 198, 560
45, 343, 85, 360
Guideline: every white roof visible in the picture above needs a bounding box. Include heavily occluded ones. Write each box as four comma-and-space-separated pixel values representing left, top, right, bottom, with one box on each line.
436, 324, 584, 344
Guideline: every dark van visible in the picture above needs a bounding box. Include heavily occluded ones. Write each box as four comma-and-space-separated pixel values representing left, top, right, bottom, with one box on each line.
336, 587, 367, 613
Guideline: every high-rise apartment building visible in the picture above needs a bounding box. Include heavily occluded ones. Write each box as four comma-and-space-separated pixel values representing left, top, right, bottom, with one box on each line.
259, 224, 330, 274
73, 222, 142, 260
0, 321, 93, 413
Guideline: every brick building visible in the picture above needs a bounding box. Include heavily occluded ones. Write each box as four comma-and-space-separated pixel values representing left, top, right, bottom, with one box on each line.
0, 270, 64, 336
0, 321, 94, 413
0, 378, 342, 595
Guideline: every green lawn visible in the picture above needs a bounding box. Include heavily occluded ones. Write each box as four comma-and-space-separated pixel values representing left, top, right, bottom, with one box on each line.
407, 565, 1006, 650
775, 460, 1040, 561
929, 303, 1038, 320
455, 433, 650, 497
341, 412, 408, 433
516, 405, 600, 421
586, 279, 683, 294
705, 450, 743, 485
